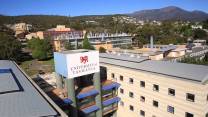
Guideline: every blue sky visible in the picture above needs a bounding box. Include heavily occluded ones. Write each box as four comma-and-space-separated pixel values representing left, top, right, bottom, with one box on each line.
0, 0, 208, 16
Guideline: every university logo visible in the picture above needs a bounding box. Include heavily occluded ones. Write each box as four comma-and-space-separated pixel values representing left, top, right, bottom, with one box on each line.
80, 56, 88, 64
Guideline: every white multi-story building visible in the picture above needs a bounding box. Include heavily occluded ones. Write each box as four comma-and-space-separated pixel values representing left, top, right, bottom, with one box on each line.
99, 53, 208, 117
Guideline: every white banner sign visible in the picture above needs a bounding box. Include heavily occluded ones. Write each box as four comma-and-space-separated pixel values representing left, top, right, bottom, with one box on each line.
66, 51, 99, 78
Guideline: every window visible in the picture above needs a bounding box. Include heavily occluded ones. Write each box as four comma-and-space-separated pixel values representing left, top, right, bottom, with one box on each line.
140, 96, 145, 102
168, 88, 175, 96
111, 73, 115, 78
120, 75, 123, 81
140, 81, 145, 88
129, 92, 134, 98
185, 112, 194, 117
120, 88, 124, 94
129, 105, 134, 111
153, 100, 159, 107
140, 110, 145, 116
167, 106, 174, 114
186, 93, 195, 102
129, 78, 134, 84
207, 95, 208, 101
120, 101, 124, 106
153, 84, 159, 92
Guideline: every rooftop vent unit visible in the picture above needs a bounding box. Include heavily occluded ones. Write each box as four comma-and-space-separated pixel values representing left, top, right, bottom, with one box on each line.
112, 51, 116, 54
130, 54, 135, 57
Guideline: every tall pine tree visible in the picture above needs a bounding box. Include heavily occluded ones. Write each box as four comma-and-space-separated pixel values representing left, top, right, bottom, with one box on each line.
82, 32, 95, 50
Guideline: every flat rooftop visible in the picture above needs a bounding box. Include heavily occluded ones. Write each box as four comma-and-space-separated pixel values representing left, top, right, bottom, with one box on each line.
58, 49, 95, 54
0, 60, 67, 117
100, 53, 208, 83
100, 53, 148, 63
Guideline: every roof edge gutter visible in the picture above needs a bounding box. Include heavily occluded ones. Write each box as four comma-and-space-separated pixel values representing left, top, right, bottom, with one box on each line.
13, 61, 68, 117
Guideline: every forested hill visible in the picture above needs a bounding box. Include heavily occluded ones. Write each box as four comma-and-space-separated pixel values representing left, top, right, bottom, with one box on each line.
0, 14, 129, 32
0, 15, 70, 31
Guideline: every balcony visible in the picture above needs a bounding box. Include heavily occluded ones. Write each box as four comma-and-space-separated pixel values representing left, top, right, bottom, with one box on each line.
78, 97, 96, 109
79, 96, 120, 116
102, 80, 120, 91
102, 80, 120, 116
103, 97, 120, 115
102, 80, 120, 102
81, 105, 99, 115
76, 80, 120, 100
103, 97, 121, 107
76, 86, 99, 99
76, 80, 120, 115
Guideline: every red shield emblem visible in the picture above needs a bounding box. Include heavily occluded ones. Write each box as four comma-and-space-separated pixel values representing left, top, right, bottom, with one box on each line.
80, 56, 88, 64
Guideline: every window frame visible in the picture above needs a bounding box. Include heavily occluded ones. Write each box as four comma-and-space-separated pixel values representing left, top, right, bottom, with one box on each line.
129, 78, 134, 84
140, 110, 145, 116
207, 94, 208, 101
120, 101, 124, 106
186, 93, 195, 102
168, 88, 175, 96
153, 84, 159, 92
140, 96, 145, 102
153, 100, 159, 107
185, 112, 194, 117
119, 75, 123, 81
129, 105, 134, 111
140, 81, 145, 88
167, 105, 174, 114
120, 88, 124, 94
111, 73, 115, 78
129, 91, 134, 98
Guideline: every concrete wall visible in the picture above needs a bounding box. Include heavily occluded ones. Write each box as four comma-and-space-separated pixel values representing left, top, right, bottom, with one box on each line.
167, 51, 185, 58
36, 31, 44, 39
149, 54, 164, 60
101, 63, 208, 117
94, 43, 113, 50
53, 40, 62, 52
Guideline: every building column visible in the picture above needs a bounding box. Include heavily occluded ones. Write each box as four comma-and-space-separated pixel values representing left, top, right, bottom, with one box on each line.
55, 73, 63, 89
75, 39, 78, 49
93, 72, 103, 117
66, 78, 78, 117
113, 111, 117, 117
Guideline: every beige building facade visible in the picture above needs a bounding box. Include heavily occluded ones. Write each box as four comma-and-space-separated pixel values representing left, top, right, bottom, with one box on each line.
167, 49, 186, 58
47, 25, 71, 32
14, 23, 32, 36
149, 53, 164, 60
99, 53, 208, 117
94, 42, 113, 50
25, 31, 44, 40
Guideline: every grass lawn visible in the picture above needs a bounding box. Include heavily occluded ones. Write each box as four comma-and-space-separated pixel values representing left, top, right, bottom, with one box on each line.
20, 58, 55, 76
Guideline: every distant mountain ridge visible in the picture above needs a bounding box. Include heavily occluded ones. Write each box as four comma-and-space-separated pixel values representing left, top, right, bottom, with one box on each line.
128, 6, 208, 21
0, 6, 208, 27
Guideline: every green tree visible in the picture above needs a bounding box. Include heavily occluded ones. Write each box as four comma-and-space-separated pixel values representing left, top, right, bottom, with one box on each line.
28, 38, 52, 60
202, 19, 208, 29
82, 33, 95, 50
193, 29, 207, 39
0, 32, 21, 60
204, 52, 208, 61
179, 25, 193, 37
32, 48, 47, 60
134, 24, 159, 47
99, 47, 106, 53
